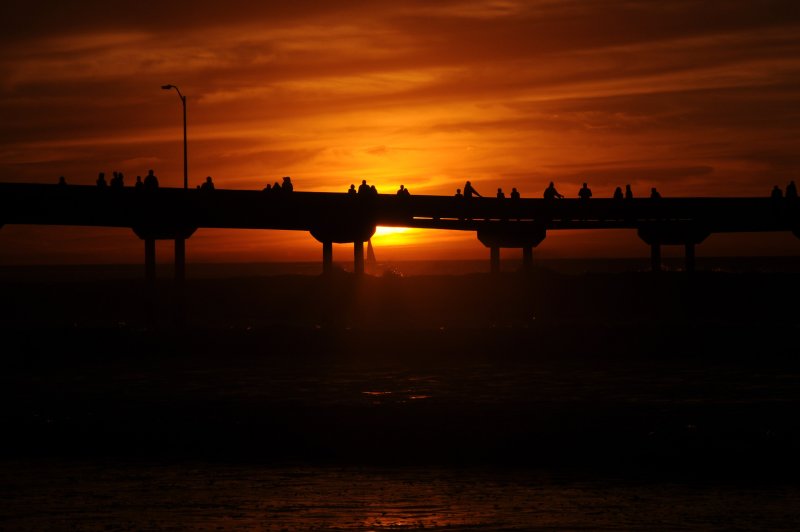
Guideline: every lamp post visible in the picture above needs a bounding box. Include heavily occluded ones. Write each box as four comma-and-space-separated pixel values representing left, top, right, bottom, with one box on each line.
161, 84, 188, 189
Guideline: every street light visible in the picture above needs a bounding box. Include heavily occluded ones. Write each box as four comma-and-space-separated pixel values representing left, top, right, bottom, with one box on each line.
161, 84, 188, 189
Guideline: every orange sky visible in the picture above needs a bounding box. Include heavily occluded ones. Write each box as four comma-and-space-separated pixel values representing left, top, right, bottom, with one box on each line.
1, 1, 799, 264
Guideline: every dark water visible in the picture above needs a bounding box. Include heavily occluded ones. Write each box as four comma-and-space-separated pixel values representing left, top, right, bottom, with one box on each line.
2, 266, 800, 529
3, 462, 799, 530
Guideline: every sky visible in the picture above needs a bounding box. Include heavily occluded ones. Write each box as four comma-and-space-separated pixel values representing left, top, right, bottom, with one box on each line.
1, 0, 799, 265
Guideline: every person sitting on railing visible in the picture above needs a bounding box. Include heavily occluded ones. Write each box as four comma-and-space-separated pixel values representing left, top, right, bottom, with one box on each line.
134, 176, 143, 190
263, 183, 272, 193
57, 176, 67, 186
510, 188, 520, 200
370, 184, 378, 196
771, 185, 783, 199
348, 184, 357, 195
358, 179, 370, 195
497, 187, 505, 199
281, 176, 293, 193
200, 176, 215, 191
96, 172, 108, 188
397, 184, 411, 196
650, 187, 662, 199
625, 184, 633, 200
613, 186, 623, 201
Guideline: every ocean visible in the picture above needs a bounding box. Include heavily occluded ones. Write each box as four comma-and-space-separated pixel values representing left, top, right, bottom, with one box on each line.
1, 261, 799, 529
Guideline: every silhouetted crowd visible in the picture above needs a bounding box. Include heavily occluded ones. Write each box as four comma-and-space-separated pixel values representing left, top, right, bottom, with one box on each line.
55, 171, 799, 209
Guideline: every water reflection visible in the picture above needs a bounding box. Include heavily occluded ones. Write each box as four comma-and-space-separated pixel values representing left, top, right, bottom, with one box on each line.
2, 463, 798, 530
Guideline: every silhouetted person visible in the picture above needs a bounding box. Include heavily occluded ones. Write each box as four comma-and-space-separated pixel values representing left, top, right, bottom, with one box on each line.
96, 172, 107, 188
358, 179, 370, 195
347, 184, 356, 195
578, 182, 592, 201
497, 188, 505, 199
625, 184, 633, 200
510, 188, 520, 200
57, 176, 67, 186
281, 176, 293, 192
543, 181, 563, 200
397, 184, 407, 195
650, 187, 661, 199
786, 180, 797, 199
144, 169, 159, 189
463, 180, 481, 198
110, 171, 124, 188
201, 176, 215, 191
273, 181, 280, 191
135, 175, 143, 190
263, 183, 272, 192
454, 188, 463, 199
370, 184, 378, 196
613, 186, 623, 201
771, 185, 783, 199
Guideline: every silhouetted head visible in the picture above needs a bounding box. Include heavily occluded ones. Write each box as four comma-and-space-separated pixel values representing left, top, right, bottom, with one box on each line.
136, 175, 142, 182
512, 187, 517, 192
498, 188, 502, 193
457, 188, 461, 193
362, 179, 367, 185
148, 169, 154, 176
99, 172, 104, 178
583, 182, 587, 187
206, 176, 212, 182
283, 176, 290, 181
466, 180, 471, 185
549, 181, 554, 187
399, 184, 404, 189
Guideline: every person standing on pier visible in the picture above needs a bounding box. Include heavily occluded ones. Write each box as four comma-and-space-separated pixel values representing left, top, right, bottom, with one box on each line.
543, 181, 563, 200
786, 180, 797, 200
463, 180, 482, 199
144, 169, 159, 189
578, 182, 592, 201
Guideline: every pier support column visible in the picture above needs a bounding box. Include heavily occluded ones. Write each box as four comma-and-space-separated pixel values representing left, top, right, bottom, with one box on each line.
354, 240, 364, 276
522, 246, 533, 272
322, 241, 333, 275
144, 238, 156, 327
145, 238, 156, 283
685, 242, 695, 273
490, 246, 500, 274
650, 243, 661, 272
174, 238, 186, 283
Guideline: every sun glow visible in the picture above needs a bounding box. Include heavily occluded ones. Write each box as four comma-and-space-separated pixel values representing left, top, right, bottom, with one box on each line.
371, 226, 417, 246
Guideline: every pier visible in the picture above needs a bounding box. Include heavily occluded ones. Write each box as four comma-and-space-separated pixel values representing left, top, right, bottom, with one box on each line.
1, 182, 798, 279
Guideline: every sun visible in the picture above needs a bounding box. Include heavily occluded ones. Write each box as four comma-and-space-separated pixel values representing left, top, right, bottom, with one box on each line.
371, 226, 416, 246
